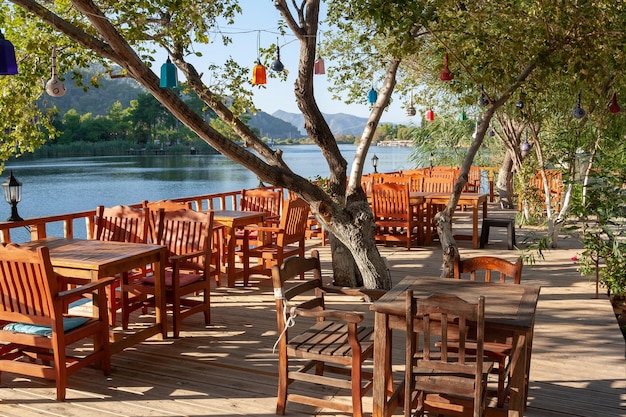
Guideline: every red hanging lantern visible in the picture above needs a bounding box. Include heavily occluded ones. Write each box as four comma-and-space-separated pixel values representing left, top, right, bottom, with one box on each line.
609, 92, 621, 114
252, 60, 267, 85
314, 57, 325, 75
425, 109, 435, 121
439, 54, 453, 82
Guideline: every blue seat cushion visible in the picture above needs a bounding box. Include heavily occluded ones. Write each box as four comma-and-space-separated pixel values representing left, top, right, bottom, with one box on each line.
3, 317, 90, 338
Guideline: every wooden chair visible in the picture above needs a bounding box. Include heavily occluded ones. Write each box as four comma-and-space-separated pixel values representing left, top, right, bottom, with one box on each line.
0, 243, 112, 400
143, 199, 222, 285
142, 199, 192, 243
239, 188, 282, 221
236, 188, 283, 247
94, 205, 149, 326
240, 198, 310, 285
453, 255, 523, 407
465, 166, 482, 193
271, 250, 382, 417
123, 209, 214, 338
404, 291, 493, 417
371, 182, 419, 249
453, 255, 522, 284
422, 176, 454, 193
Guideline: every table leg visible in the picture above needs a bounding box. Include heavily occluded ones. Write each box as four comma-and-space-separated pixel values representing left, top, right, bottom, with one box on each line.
472, 203, 479, 249
224, 226, 236, 287
507, 330, 528, 417
153, 248, 167, 338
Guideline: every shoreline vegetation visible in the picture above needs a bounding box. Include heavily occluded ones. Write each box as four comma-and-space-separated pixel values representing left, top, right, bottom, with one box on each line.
13, 136, 366, 160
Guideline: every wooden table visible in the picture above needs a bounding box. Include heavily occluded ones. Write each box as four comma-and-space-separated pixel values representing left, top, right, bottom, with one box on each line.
22, 237, 167, 355
423, 192, 488, 248
212, 210, 266, 287
370, 276, 540, 417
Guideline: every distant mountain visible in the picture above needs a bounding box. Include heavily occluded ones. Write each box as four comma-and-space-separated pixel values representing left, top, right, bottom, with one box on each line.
272, 110, 369, 137
247, 111, 302, 140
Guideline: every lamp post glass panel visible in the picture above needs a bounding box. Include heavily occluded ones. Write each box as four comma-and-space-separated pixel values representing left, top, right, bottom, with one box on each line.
2, 171, 23, 221
371, 154, 379, 173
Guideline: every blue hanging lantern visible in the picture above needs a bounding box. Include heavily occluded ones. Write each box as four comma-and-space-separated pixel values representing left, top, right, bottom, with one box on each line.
368, 87, 378, 104
0, 30, 18, 75
160, 57, 178, 88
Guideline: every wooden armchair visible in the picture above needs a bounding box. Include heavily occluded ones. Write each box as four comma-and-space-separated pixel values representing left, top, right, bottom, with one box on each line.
371, 182, 420, 249
143, 200, 221, 285
239, 197, 309, 285
94, 205, 149, 326
123, 209, 215, 338
453, 255, 523, 407
0, 244, 112, 400
404, 291, 493, 417
271, 250, 380, 417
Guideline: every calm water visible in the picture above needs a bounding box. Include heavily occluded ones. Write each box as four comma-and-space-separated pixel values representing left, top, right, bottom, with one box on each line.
5, 144, 415, 221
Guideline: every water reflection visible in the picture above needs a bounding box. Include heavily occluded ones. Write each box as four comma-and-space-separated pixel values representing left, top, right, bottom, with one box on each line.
5, 144, 414, 221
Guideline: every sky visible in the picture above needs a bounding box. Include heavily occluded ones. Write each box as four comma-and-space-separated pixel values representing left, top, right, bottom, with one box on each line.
157, 0, 415, 125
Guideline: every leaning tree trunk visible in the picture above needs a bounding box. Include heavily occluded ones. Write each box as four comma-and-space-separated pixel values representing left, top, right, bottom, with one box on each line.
497, 151, 516, 209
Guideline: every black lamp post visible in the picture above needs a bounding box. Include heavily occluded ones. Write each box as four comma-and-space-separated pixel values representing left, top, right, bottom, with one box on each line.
371, 154, 379, 173
2, 170, 23, 221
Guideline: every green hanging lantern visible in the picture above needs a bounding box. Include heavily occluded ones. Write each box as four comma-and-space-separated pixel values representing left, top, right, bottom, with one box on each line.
160, 57, 178, 88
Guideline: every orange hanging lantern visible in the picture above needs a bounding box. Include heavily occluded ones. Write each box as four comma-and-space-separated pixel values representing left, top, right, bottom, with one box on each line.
439, 54, 453, 81
425, 109, 435, 121
609, 92, 621, 114
252, 60, 266, 85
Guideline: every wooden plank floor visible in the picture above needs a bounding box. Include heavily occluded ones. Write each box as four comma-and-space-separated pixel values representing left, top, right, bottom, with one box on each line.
0, 208, 624, 416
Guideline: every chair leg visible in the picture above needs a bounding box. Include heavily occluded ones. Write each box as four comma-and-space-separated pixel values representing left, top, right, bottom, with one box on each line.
350, 354, 364, 417
497, 356, 507, 407
276, 355, 288, 415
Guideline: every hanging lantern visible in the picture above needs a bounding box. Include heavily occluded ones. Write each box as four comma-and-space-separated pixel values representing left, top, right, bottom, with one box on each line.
367, 87, 378, 104
406, 91, 416, 116
252, 60, 267, 85
160, 57, 178, 88
478, 93, 489, 106
572, 91, 585, 119
573, 90, 585, 119
439, 54, 453, 81
609, 92, 621, 114
459, 110, 468, 121
520, 130, 533, 153
0, 29, 18, 75
314, 57, 325, 75
45, 48, 66, 97
271, 41, 284, 72
425, 109, 435, 121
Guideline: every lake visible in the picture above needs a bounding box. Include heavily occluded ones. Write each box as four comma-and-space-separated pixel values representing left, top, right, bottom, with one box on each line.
4, 144, 415, 221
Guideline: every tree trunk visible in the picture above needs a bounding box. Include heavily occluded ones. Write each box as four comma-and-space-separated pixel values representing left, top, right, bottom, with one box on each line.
497, 151, 516, 209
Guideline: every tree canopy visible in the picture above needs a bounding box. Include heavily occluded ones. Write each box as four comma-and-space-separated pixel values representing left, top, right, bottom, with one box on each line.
3, 0, 626, 287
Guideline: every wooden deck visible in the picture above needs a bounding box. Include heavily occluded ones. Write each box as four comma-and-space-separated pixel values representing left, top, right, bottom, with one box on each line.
0, 208, 624, 416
